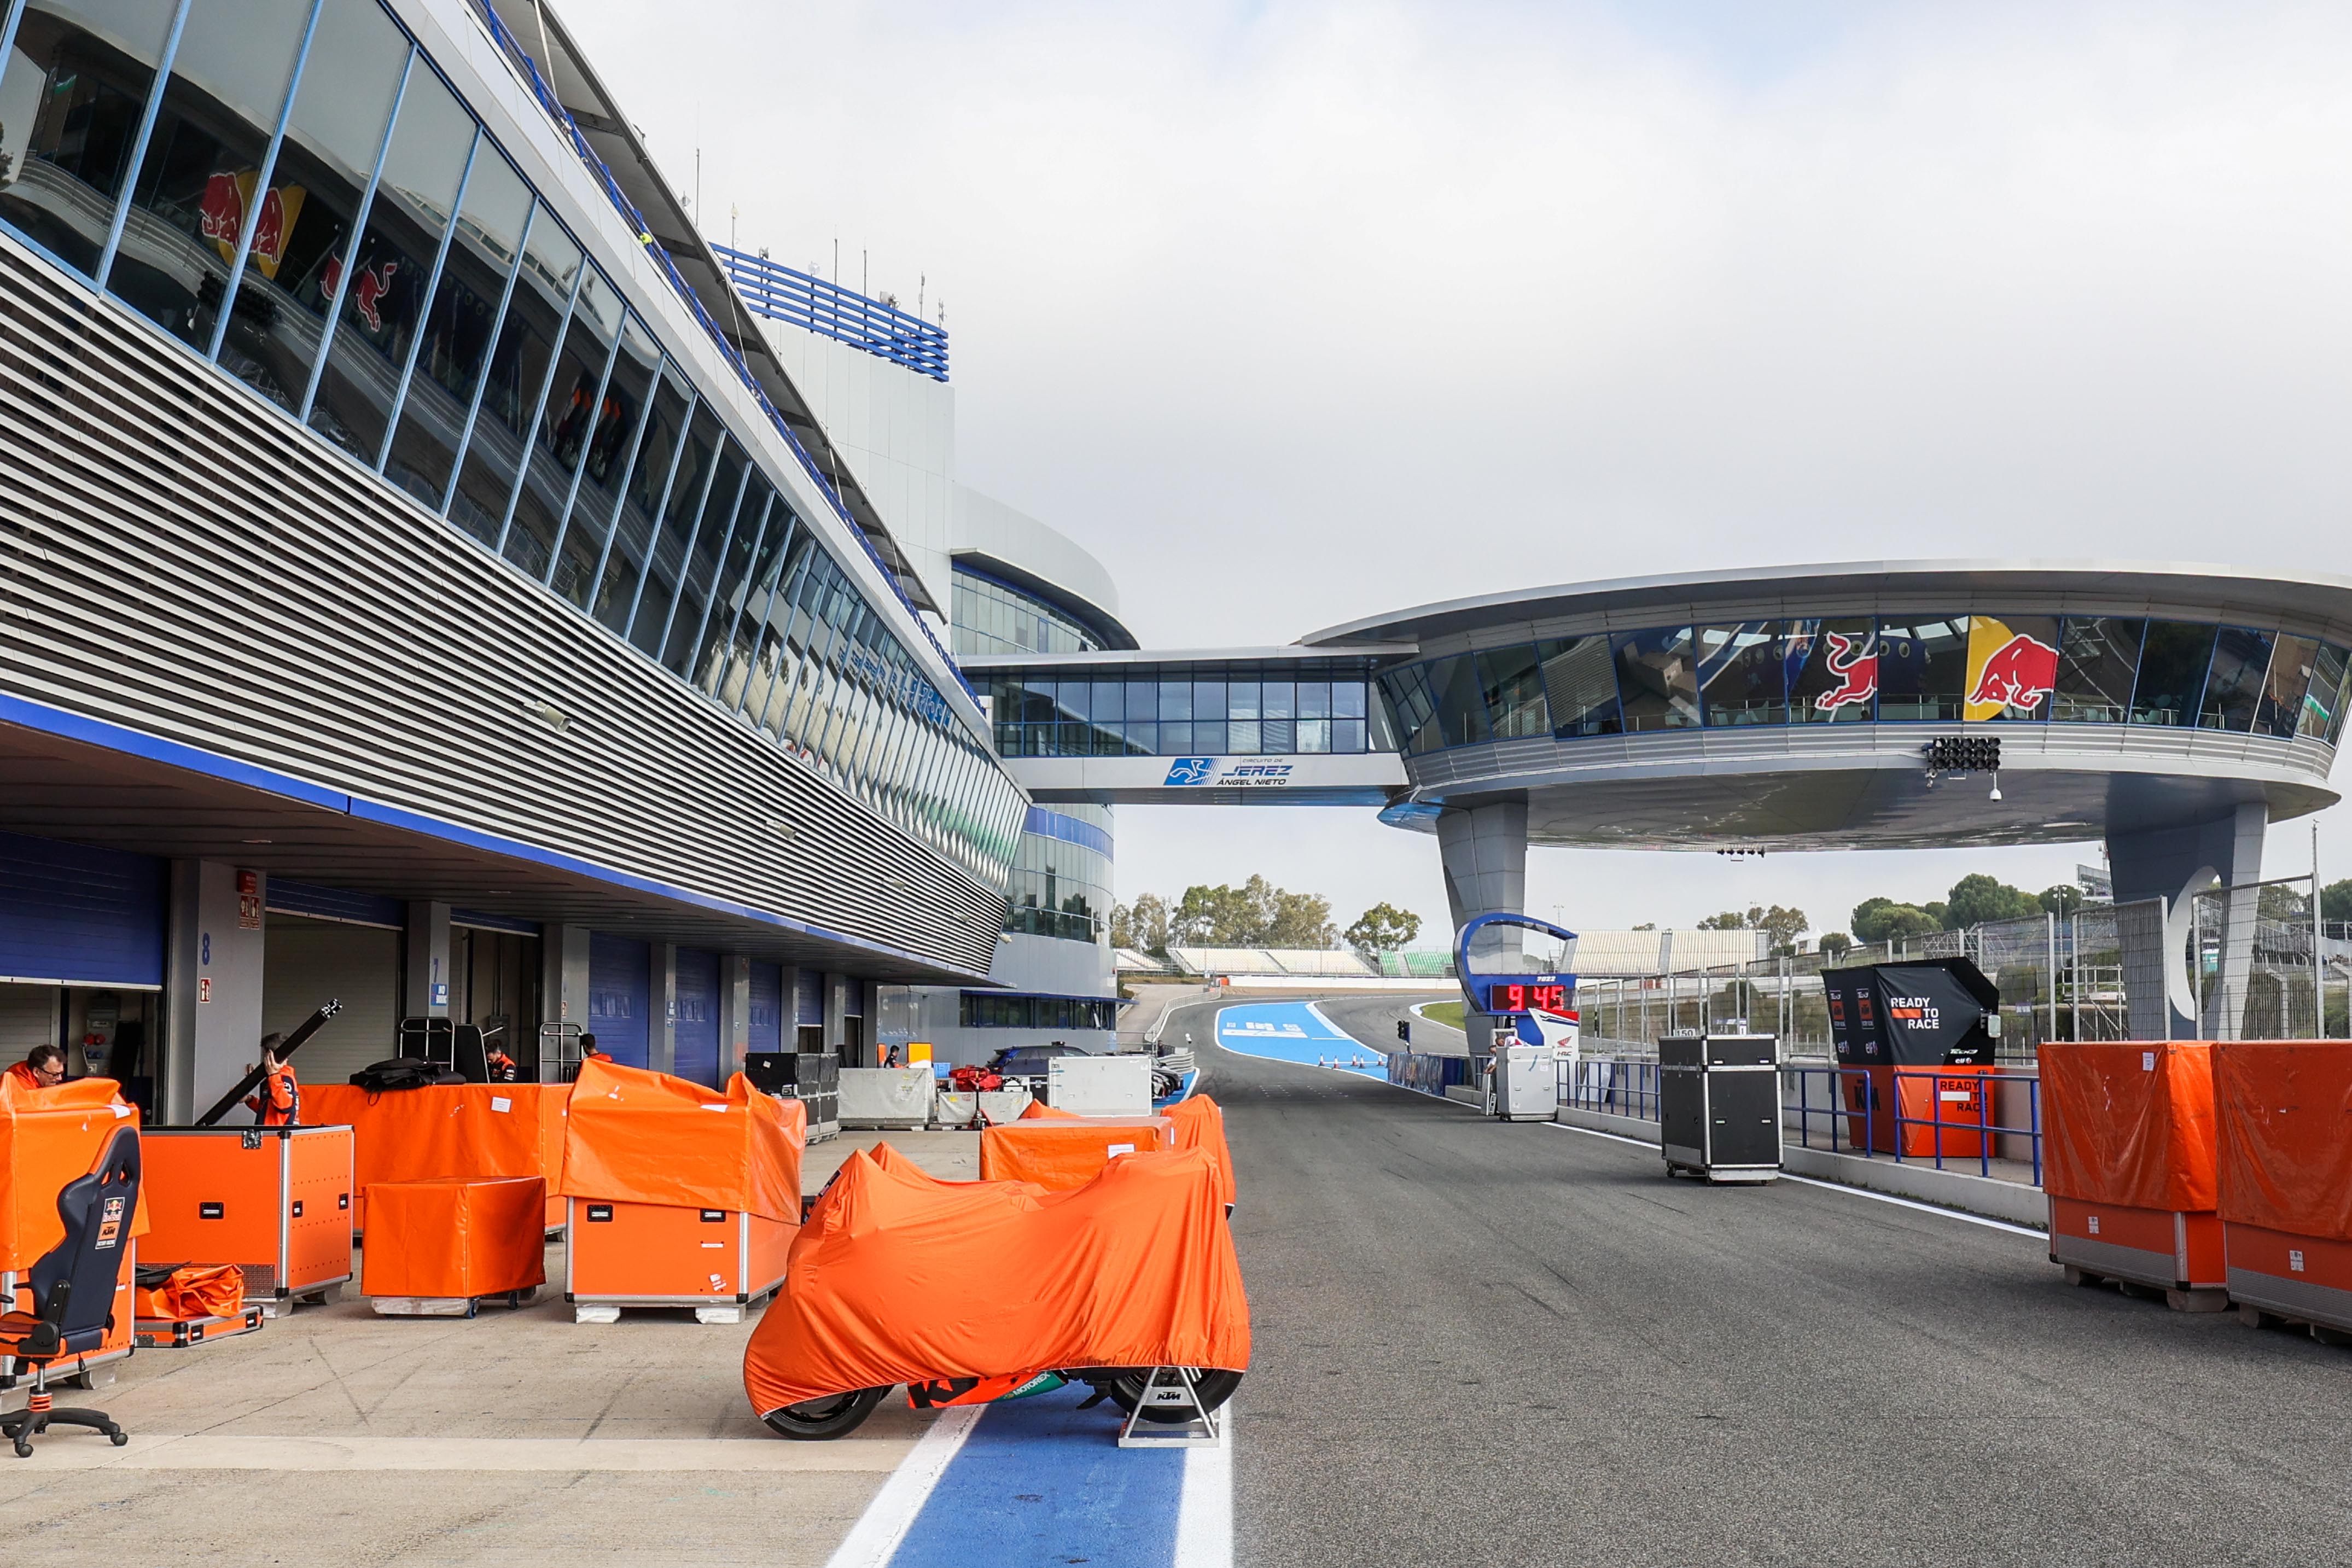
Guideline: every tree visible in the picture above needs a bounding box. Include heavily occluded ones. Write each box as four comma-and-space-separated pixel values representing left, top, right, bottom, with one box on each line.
1943, 873, 2040, 929
2324, 878, 2352, 925
1168, 876, 1337, 949
1110, 893, 1169, 955
1817, 931, 1855, 959
2038, 884, 2083, 918
1264, 887, 1337, 949
1344, 902, 1423, 960
1696, 909, 1750, 930
1852, 898, 1939, 943
1695, 905, 1807, 948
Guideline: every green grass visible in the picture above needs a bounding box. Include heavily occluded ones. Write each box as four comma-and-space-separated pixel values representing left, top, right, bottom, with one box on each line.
1419, 1001, 1465, 1031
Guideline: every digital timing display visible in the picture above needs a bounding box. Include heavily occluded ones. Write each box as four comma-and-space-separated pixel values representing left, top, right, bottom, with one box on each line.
1488, 982, 1568, 1015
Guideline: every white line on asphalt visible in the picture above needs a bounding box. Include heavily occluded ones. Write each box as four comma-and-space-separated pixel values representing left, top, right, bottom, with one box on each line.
0, 1435, 916, 1472
1544, 1122, 2045, 1238
823, 1405, 984, 1568
1173, 1410, 1233, 1568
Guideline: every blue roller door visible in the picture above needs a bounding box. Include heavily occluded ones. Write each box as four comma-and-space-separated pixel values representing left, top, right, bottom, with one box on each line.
586, 934, 650, 1068
748, 963, 783, 1054
795, 969, 824, 1028
0, 831, 165, 987
673, 948, 719, 1087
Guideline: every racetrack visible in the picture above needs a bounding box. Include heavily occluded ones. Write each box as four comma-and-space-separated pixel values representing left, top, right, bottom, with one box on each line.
1163, 995, 2352, 1568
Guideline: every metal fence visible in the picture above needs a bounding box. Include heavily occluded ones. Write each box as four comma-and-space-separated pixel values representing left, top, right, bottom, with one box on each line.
1568, 877, 2333, 1060
713, 247, 951, 381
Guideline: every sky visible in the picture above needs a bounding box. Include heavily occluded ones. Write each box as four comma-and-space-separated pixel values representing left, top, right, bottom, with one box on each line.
558, 0, 2352, 944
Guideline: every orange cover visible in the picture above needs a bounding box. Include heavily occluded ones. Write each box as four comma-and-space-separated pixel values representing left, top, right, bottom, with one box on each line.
0, 1076, 148, 1270
2041, 1042, 2217, 1211
302, 1083, 568, 1231
136, 1263, 244, 1321
2215, 1042, 2352, 1241
742, 1143, 1248, 1414
1163, 1096, 1237, 1209
362, 1177, 548, 1299
979, 1117, 1171, 1189
1018, 1101, 1081, 1121
559, 1060, 803, 1225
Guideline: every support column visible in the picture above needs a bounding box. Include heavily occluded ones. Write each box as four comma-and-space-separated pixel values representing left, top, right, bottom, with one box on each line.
164, 861, 267, 1125
824, 971, 848, 1060
404, 901, 452, 1019
722, 955, 751, 1080
2109, 802, 2265, 1041
650, 943, 677, 1074
1437, 798, 1529, 1056
539, 924, 591, 1071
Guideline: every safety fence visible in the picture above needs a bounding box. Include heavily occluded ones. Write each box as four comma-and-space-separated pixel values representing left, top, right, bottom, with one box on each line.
1558, 1057, 2045, 1185
1385, 1052, 1471, 1097
713, 247, 950, 381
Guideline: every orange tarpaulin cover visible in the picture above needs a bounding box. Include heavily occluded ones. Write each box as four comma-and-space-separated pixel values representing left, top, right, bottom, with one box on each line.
0, 1077, 148, 1271
302, 1084, 568, 1231
362, 1177, 548, 1299
979, 1117, 1171, 1189
559, 1060, 803, 1225
743, 1142, 1248, 1414
135, 1263, 243, 1321
2215, 1042, 2352, 1240
2041, 1043, 2217, 1211
1018, 1101, 1081, 1121
1163, 1095, 1238, 1210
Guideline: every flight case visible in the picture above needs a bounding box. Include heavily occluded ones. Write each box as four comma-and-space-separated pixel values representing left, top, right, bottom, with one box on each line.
1660, 1034, 1782, 1184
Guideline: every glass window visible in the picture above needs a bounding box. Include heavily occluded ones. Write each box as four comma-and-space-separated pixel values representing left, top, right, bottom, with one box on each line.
1380, 664, 1440, 755
554, 312, 655, 608
2256, 634, 2317, 740
380, 144, 528, 510
2298, 643, 2350, 743
2129, 621, 2216, 727
451, 208, 576, 546
1334, 681, 1367, 720
1611, 627, 1699, 731
2051, 616, 2142, 725
1227, 718, 1260, 754
1534, 635, 1619, 738
1262, 681, 1295, 720
1876, 618, 1966, 722
1051, 680, 1087, 722
752, 538, 817, 738
1295, 718, 1328, 753
627, 403, 717, 655
695, 483, 773, 698
1123, 721, 1155, 755
1962, 614, 2061, 722
2198, 627, 2273, 732
1160, 721, 1193, 755
1225, 681, 1259, 720
1783, 618, 1875, 723
1298, 681, 1331, 720
304, 61, 471, 465
1123, 681, 1156, 722
1192, 681, 1225, 726
507, 264, 618, 584
1333, 718, 1366, 752
592, 362, 683, 629
107, 0, 310, 347
1157, 681, 1192, 722
1698, 622, 1785, 727
1194, 719, 1227, 754
1424, 656, 1490, 748
1476, 647, 1547, 739
662, 440, 747, 674
194, 0, 403, 415
0, 0, 184, 277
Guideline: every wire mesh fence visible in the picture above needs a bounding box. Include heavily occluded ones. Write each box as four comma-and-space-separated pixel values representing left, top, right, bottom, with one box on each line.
1569, 876, 2337, 1061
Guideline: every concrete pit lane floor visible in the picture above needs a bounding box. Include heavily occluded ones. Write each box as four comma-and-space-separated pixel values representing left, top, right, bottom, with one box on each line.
0, 1128, 980, 1568
1171, 994, 2352, 1568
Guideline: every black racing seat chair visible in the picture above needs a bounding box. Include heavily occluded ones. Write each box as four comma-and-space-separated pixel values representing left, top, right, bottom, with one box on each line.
0, 1126, 139, 1456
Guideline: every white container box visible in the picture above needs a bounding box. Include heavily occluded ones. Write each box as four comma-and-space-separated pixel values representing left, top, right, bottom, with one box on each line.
1047, 1054, 1154, 1117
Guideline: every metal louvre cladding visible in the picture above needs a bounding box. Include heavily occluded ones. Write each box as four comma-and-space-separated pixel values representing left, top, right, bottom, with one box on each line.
0, 237, 1007, 976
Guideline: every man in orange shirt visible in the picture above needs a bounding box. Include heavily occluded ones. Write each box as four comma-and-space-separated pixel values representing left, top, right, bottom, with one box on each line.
244, 1035, 299, 1126
2, 1045, 65, 1092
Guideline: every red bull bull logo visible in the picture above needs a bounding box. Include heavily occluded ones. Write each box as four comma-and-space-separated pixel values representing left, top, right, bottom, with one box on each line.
1967, 633, 2058, 713
1816, 631, 1877, 710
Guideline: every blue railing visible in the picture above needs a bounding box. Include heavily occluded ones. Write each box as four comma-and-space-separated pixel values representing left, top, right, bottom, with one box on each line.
1556, 1057, 2045, 1185
713, 246, 949, 382
463, 0, 975, 701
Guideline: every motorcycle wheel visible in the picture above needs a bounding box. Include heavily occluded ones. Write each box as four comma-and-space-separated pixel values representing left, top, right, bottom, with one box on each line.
762, 1386, 892, 1440
1105, 1368, 1243, 1424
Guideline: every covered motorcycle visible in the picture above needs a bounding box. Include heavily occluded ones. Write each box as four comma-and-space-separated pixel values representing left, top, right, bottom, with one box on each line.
743, 1141, 1248, 1437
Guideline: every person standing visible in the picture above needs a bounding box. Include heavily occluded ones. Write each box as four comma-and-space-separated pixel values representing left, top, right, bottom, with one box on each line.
3, 1044, 65, 1092
245, 1034, 299, 1126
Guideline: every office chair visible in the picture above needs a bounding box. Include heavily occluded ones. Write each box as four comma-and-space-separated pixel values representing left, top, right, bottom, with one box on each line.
0, 1125, 139, 1455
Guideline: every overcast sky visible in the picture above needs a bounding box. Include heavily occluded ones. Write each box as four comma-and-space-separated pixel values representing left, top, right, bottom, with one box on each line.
561, 0, 2352, 942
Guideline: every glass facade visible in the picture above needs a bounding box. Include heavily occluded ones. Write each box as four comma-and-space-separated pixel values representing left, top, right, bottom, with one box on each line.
1004, 805, 1110, 944
952, 569, 1104, 657
959, 993, 1119, 1031
987, 673, 1377, 758
0, 0, 1022, 883
1377, 614, 2352, 756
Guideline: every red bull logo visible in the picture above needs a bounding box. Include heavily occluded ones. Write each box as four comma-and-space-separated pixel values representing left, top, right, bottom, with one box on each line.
1816, 631, 1877, 710
1967, 633, 2058, 713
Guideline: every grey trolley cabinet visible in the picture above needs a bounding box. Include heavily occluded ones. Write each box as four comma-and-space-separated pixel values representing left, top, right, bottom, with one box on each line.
1659, 1034, 1782, 1184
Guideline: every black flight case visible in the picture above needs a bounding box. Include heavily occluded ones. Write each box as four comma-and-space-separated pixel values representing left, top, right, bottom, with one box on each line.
1659, 1033, 1782, 1184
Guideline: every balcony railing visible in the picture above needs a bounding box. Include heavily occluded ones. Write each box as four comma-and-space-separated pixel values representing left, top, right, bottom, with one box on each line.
713, 246, 950, 382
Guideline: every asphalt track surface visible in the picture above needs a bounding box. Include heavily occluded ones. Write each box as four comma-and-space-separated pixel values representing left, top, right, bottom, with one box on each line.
1167, 995, 2352, 1568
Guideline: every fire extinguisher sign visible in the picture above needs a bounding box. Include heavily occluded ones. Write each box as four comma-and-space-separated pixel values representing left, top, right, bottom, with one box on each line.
237, 868, 262, 930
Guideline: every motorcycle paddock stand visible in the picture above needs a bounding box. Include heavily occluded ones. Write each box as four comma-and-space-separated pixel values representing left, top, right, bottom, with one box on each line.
1116, 1366, 1222, 1449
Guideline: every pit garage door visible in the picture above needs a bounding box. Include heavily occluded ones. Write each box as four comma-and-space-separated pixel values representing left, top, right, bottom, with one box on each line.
263, 914, 401, 1087
0, 983, 57, 1057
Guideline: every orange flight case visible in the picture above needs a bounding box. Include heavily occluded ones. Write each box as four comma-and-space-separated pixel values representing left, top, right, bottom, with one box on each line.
143, 1128, 354, 1314
564, 1198, 792, 1324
